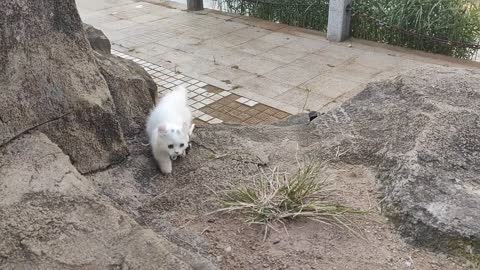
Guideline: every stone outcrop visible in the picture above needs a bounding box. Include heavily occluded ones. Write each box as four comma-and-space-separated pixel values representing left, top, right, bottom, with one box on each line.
0, 1, 215, 268
94, 53, 158, 137
0, 132, 216, 269
83, 23, 158, 137
83, 23, 111, 54
0, 0, 128, 173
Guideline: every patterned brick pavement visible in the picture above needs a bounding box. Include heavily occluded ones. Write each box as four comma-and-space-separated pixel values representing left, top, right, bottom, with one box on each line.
112, 50, 290, 125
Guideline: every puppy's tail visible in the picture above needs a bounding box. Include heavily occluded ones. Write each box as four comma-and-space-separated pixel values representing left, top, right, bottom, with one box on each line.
170, 85, 188, 105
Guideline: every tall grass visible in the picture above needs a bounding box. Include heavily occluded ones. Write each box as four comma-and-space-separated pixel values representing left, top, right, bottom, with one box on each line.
217, 0, 480, 59
217, 0, 330, 32
352, 0, 480, 58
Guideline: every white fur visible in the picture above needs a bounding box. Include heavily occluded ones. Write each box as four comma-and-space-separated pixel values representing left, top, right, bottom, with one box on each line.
146, 86, 193, 174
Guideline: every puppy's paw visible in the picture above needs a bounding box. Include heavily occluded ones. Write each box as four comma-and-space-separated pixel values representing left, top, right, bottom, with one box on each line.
158, 159, 172, 174
161, 167, 172, 174
189, 123, 195, 136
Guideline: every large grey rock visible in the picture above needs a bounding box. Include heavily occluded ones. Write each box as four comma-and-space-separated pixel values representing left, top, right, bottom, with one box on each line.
347, 68, 480, 250
95, 52, 158, 137
83, 23, 111, 54
0, 132, 216, 269
307, 66, 480, 252
0, 0, 128, 173
82, 23, 157, 137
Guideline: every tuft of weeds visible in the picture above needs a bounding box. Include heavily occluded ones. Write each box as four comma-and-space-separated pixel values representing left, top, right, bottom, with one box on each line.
214, 161, 363, 240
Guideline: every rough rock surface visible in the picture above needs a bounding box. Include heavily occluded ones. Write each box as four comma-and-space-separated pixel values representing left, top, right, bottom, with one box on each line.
308, 66, 480, 252
339, 68, 480, 250
0, 132, 216, 269
0, 0, 128, 173
315, 66, 480, 254
95, 52, 158, 137
83, 23, 111, 54
83, 23, 157, 137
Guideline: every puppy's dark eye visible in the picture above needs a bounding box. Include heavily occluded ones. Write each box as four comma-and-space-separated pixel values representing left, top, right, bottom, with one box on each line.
179, 143, 184, 148
168, 144, 174, 149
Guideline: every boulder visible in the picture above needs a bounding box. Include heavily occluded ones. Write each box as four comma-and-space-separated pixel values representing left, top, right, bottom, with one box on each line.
0, 132, 216, 269
308, 66, 480, 252
82, 23, 158, 137
94, 52, 158, 137
0, 0, 128, 173
351, 68, 480, 250
83, 23, 111, 54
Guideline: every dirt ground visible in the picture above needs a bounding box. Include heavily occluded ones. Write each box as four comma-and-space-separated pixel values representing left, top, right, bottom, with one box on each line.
138, 161, 472, 270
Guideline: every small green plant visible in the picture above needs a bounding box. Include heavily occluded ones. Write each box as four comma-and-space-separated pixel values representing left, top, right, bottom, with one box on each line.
214, 161, 362, 240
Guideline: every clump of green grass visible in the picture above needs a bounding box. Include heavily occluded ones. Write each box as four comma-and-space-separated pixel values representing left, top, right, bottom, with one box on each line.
352, 0, 480, 59
216, 0, 330, 32
214, 161, 362, 240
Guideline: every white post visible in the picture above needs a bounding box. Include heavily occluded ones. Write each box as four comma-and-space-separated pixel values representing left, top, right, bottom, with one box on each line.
327, 0, 353, 42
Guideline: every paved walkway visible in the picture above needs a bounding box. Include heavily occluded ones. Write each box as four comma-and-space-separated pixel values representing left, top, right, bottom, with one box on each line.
78, 0, 479, 124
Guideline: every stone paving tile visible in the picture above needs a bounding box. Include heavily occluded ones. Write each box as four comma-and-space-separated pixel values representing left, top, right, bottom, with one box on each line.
80, 13, 119, 24
328, 63, 383, 83
229, 16, 287, 31
100, 19, 138, 31
205, 97, 289, 125
257, 32, 297, 46
355, 51, 401, 71
233, 75, 294, 98
260, 46, 308, 64
230, 26, 271, 39
195, 47, 254, 67
157, 36, 202, 49
235, 55, 285, 75
206, 66, 252, 82
209, 32, 257, 48
128, 13, 165, 23
283, 36, 330, 53
300, 75, 364, 99
263, 64, 323, 86
275, 87, 333, 111
111, 50, 290, 125
233, 39, 279, 56
78, 0, 133, 11
129, 43, 172, 57
315, 45, 366, 61
291, 53, 347, 70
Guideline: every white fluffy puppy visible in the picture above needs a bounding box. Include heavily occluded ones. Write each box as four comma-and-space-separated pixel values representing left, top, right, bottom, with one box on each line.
146, 86, 194, 174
